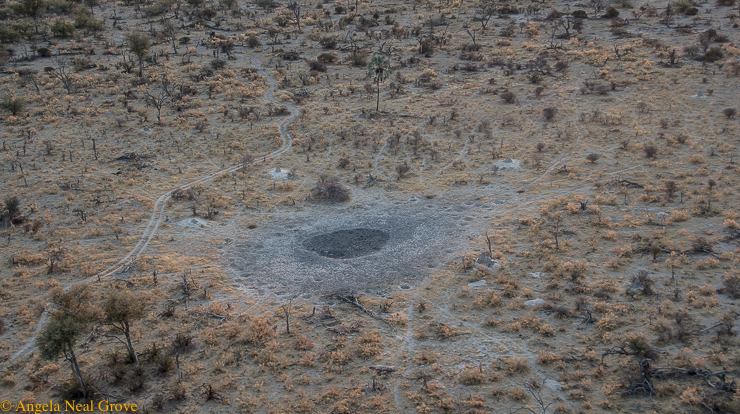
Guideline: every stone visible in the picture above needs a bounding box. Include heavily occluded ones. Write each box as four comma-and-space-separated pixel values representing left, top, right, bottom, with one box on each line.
524, 298, 545, 306
467, 280, 487, 288
475, 252, 500, 268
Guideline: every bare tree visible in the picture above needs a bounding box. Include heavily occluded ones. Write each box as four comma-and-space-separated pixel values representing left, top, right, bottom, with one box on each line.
145, 89, 169, 125
548, 212, 563, 250
288, 1, 302, 33
50, 57, 75, 93
163, 19, 179, 54
511, 378, 562, 414
475, 2, 496, 32
280, 295, 298, 335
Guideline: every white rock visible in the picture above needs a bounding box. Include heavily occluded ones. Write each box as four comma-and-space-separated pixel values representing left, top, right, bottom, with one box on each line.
524, 298, 545, 306
467, 280, 487, 288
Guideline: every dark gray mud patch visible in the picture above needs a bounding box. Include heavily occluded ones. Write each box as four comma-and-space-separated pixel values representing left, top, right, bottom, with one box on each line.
302, 228, 389, 259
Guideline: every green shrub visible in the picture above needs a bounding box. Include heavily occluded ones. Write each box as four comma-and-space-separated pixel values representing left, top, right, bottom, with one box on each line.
572, 9, 588, 18
1, 96, 25, 115
46, 0, 74, 14
10, 23, 32, 39
0, 8, 13, 20
0, 26, 21, 43
351, 50, 368, 67
673, 0, 693, 12
0, 45, 8, 66
74, 12, 104, 32
51, 19, 75, 37
603, 6, 619, 18
142, 3, 166, 16
210, 58, 226, 70
613, 0, 634, 7
685, 7, 699, 14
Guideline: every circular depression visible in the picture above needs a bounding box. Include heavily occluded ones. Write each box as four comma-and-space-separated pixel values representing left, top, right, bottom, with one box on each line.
222, 189, 511, 296
302, 228, 389, 259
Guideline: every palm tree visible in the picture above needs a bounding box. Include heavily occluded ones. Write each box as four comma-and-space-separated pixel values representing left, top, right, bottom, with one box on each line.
367, 55, 391, 112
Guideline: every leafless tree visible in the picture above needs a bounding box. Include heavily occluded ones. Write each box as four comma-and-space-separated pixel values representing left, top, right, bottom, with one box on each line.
475, 2, 496, 32
288, 1, 302, 33
280, 295, 298, 335
50, 57, 75, 93
163, 19, 179, 54
510, 378, 561, 414
145, 89, 169, 125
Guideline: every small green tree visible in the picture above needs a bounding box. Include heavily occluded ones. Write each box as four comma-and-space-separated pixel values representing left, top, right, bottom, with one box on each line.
1, 95, 24, 115
21, 0, 45, 33
367, 55, 391, 112
127, 32, 151, 76
2, 195, 20, 227
36, 285, 100, 398
3, 196, 20, 219
102, 290, 146, 364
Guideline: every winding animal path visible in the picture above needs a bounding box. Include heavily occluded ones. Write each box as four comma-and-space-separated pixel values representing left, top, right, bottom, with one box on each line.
10, 65, 298, 361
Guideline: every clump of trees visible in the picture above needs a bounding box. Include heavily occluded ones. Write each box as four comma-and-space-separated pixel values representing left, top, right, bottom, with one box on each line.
311, 176, 350, 202
36, 286, 147, 397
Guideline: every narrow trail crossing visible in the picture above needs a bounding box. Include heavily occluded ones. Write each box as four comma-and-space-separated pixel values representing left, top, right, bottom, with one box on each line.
11, 65, 298, 361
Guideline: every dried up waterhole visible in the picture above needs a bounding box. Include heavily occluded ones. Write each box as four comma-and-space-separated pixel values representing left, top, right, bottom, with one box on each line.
302, 228, 390, 259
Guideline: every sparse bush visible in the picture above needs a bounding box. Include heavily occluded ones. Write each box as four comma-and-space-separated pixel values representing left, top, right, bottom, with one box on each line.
673, 0, 693, 12
256, 0, 275, 8
643, 144, 658, 159
246, 34, 260, 48
243, 317, 275, 345
603, 6, 619, 18
308, 60, 327, 72
500, 90, 516, 104
395, 163, 410, 179
542, 107, 557, 121
703, 47, 724, 62
504, 356, 530, 374
317, 52, 338, 63
337, 158, 350, 168
721, 272, 740, 298
554, 60, 569, 72
459, 368, 485, 385
319, 36, 337, 49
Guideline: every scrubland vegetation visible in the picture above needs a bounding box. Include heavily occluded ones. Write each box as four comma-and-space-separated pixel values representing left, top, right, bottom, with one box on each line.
1, 0, 739, 412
